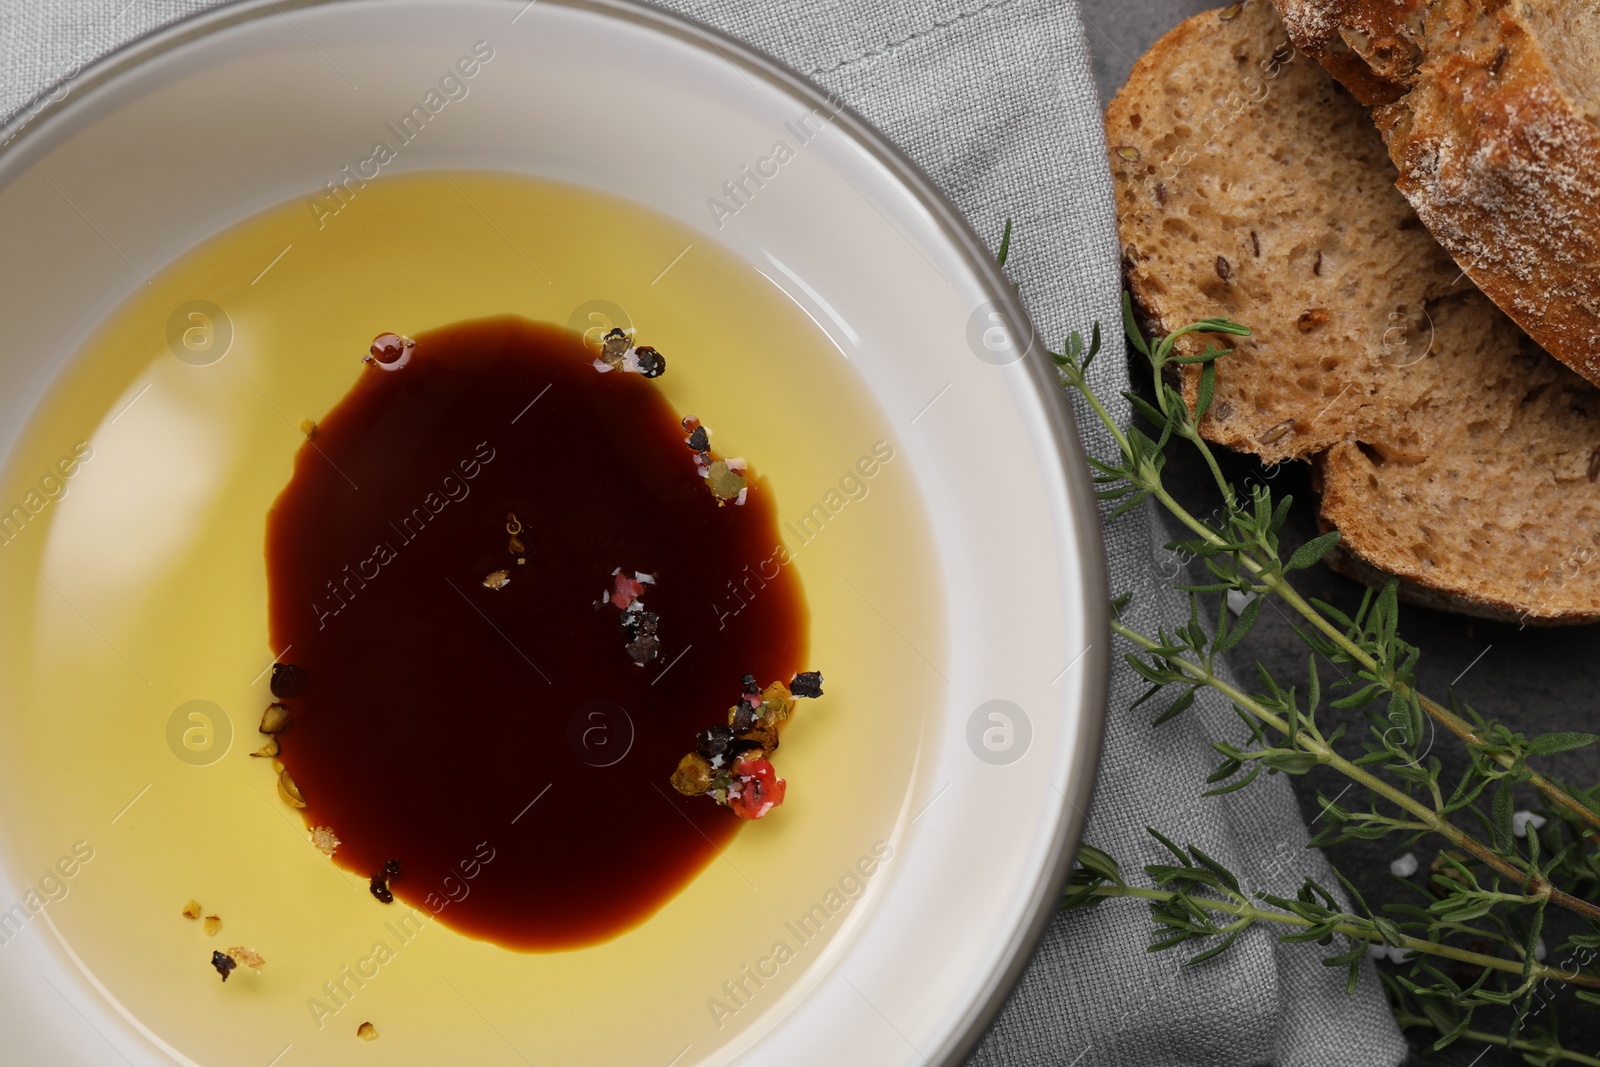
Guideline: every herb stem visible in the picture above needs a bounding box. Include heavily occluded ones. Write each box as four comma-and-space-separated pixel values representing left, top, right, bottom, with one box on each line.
1187, 432, 1236, 511
1269, 547, 1600, 838
1146, 327, 1237, 510
1142, 474, 1600, 840
1070, 366, 1136, 463
1027, 254, 1600, 1056
1111, 620, 1600, 925
1393, 1014, 1600, 1066
1084, 886, 1600, 988
1075, 325, 1600, 836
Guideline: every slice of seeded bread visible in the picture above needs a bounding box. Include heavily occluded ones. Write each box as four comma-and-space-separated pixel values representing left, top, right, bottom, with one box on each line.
1106, 0, 1600, 624
1270, 0, 1600, 383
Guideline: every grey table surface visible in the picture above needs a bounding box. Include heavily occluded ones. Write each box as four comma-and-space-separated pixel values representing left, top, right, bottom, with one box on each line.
1080, 2, 1600, 1065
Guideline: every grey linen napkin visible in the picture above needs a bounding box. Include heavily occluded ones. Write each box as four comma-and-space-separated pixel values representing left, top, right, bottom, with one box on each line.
2, 1, 1407, 1064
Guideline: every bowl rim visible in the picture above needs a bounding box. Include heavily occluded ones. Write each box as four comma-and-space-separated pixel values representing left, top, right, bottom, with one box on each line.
0, 1, 1110, 1062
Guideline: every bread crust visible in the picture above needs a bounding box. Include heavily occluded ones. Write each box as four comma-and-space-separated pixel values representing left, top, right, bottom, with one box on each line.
1316, 447, 1600, 626
1107, 0, 1600, 625
1273, 0, 1600, 384
1320, 540, 1586, 625
1272, 0, 1423, 103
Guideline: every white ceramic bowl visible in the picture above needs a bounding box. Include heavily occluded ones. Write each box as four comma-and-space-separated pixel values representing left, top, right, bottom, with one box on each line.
0, 2, 1107, 1064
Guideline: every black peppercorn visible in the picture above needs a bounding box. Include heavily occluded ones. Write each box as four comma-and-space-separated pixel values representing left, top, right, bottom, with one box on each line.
790, 671, 824, 698
634, 346, 665, 378
696, 724, 734, 761
625, 632, 662, 666
730, 703, 759, 734
270, 662, 308, 698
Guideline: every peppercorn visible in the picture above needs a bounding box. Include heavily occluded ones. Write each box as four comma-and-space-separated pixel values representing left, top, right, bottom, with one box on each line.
634, 346, 666, 378
790, 671, 824, 698
626, 632, 662, 666
369, 870, 395, 908
600, 327, 630, 365
270, 663, 307, 698
686, 426, 710, 453
729, 703, 759, 734
670, 752, 713, 795
758, 681, 794, 723
696, 724, 735, 762
705, 460, 746, 501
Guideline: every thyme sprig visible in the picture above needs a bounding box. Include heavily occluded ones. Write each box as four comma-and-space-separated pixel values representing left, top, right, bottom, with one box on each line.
1039, 282, 1600, 1057
1066, 841, 1600, 992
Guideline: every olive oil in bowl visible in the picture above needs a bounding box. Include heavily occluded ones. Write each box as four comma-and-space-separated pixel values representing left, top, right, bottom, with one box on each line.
0, 172, 942, 1066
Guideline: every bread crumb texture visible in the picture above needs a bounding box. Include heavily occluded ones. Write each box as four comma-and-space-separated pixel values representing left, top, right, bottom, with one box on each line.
1107, 0, 1600, 623
1271, 0, 1600, 381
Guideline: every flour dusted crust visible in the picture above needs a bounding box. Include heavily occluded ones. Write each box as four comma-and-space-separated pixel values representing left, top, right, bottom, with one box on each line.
1106, 0, 1600, 623
1273, 0, 1600, 384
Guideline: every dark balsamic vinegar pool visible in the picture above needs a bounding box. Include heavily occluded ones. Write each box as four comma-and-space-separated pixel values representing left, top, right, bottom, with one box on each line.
265, 317, 806, 950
